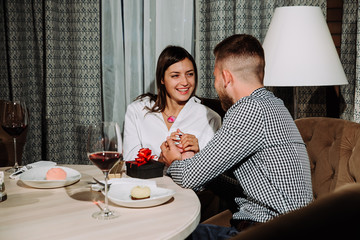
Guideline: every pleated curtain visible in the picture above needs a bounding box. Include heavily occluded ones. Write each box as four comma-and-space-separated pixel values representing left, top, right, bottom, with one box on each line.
0, 0, 102, 164
340, 0, 360, 122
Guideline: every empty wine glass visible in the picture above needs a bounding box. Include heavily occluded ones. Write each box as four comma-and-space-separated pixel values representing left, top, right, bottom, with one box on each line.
1, 101, 29, 173
87, 121, 122, 220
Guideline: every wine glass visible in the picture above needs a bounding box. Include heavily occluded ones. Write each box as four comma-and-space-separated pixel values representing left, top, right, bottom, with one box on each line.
1, 100, 29, 173
87, 121, 122, 220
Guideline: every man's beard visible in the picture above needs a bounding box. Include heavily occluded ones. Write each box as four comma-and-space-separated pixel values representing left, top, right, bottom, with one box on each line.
217, 88, 233, 112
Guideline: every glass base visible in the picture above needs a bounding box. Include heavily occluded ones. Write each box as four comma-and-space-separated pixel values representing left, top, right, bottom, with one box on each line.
5, 166, 21, 174
92, 210, 119, 220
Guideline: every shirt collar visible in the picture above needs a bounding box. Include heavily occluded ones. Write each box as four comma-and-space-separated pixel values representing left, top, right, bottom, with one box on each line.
225, 87, 267, 113
250, 87, 267, 97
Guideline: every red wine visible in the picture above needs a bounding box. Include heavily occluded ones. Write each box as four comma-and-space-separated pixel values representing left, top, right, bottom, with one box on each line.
88, 151, 122, 171
1, 125, 28, 137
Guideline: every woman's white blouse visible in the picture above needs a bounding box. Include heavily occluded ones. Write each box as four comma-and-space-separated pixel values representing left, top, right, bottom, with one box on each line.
123, 96, 222, 161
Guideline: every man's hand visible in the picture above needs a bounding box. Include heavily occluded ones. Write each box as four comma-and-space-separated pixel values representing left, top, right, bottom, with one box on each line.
179, 133, 199, 153
159, 137, 182, 167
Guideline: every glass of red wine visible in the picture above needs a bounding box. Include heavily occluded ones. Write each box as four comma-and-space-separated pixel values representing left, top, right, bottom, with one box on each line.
1, 100, 29, 173
87, 121, 122, 220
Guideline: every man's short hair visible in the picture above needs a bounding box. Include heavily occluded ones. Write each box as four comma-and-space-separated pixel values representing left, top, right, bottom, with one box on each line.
213, 34, 265, 63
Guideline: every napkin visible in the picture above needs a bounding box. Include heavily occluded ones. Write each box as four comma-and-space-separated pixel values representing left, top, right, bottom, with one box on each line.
91, 178, 157, 192
9, 161, 57, 180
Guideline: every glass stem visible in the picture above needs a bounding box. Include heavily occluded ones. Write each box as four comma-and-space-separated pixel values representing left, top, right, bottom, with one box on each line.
13, 137, 18, 170
104, 171, 109, 213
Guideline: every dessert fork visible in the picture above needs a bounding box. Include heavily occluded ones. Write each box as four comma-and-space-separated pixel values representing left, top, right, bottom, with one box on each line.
9, 165, 33, 179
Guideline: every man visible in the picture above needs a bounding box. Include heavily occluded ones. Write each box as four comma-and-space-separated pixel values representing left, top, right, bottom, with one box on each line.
159, 34, 313, 239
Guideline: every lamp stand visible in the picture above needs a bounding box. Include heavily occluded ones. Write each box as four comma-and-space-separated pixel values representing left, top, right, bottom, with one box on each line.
293, 87, 298, 119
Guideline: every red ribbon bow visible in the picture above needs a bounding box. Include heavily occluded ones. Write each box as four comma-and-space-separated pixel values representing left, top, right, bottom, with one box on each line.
135, 148, 156, 166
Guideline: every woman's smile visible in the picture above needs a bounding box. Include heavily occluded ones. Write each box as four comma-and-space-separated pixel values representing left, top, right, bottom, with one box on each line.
177, 87, 190, 94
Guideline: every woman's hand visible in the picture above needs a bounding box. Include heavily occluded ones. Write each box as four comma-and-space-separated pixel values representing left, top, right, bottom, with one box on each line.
169, 129, 183, 148
169, 129, 199, 159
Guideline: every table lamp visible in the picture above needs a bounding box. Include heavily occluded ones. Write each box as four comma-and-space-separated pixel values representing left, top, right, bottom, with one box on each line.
263, 6, 348, 118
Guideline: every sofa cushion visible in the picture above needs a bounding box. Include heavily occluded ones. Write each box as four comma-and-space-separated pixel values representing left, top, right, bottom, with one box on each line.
295, 117, 360, 198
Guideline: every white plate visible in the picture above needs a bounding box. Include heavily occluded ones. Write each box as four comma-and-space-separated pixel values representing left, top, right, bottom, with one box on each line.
107, 184, 175, 208
19, 166, 81, 188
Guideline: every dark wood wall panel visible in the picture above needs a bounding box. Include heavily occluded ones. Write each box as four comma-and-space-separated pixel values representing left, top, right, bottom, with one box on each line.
325, 0, 343, 117
327, 0, 343, 56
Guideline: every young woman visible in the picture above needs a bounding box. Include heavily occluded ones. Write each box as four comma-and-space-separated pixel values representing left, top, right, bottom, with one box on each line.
123, 46, 221, 161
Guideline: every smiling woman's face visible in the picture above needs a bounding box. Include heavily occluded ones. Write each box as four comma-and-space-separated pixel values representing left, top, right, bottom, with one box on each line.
162, 58, 195, 104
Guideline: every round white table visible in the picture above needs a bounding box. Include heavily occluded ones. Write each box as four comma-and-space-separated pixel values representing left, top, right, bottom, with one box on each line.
0, 165, 200, 240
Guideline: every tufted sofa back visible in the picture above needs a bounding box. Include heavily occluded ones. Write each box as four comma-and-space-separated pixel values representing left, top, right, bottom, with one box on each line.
295, 117, 360, 199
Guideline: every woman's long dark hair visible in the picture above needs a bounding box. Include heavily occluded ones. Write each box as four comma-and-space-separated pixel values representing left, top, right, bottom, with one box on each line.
136, 46, 198, 113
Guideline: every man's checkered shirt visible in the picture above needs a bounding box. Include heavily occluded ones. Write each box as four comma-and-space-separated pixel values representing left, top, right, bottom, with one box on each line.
168, 87, 313, 222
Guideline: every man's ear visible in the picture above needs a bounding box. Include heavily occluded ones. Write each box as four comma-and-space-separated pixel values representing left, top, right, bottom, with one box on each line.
222, 70, 233, 88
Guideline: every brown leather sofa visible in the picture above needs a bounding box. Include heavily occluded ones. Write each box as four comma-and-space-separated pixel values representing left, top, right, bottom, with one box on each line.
296, 117, 360, 199
204, 117, 360, 239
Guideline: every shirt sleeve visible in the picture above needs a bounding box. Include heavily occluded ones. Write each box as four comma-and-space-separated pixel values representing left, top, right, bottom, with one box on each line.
123, 103, 142, 161
168, 99, 264, 189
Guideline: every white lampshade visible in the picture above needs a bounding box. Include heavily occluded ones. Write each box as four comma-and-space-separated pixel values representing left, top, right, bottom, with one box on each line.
263, 6, 348, 87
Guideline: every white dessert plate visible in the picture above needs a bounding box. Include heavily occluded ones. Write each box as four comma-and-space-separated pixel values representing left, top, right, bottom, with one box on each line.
100, 178, 157, 186
106, 184, 175, 208
19, 166, 81, 188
